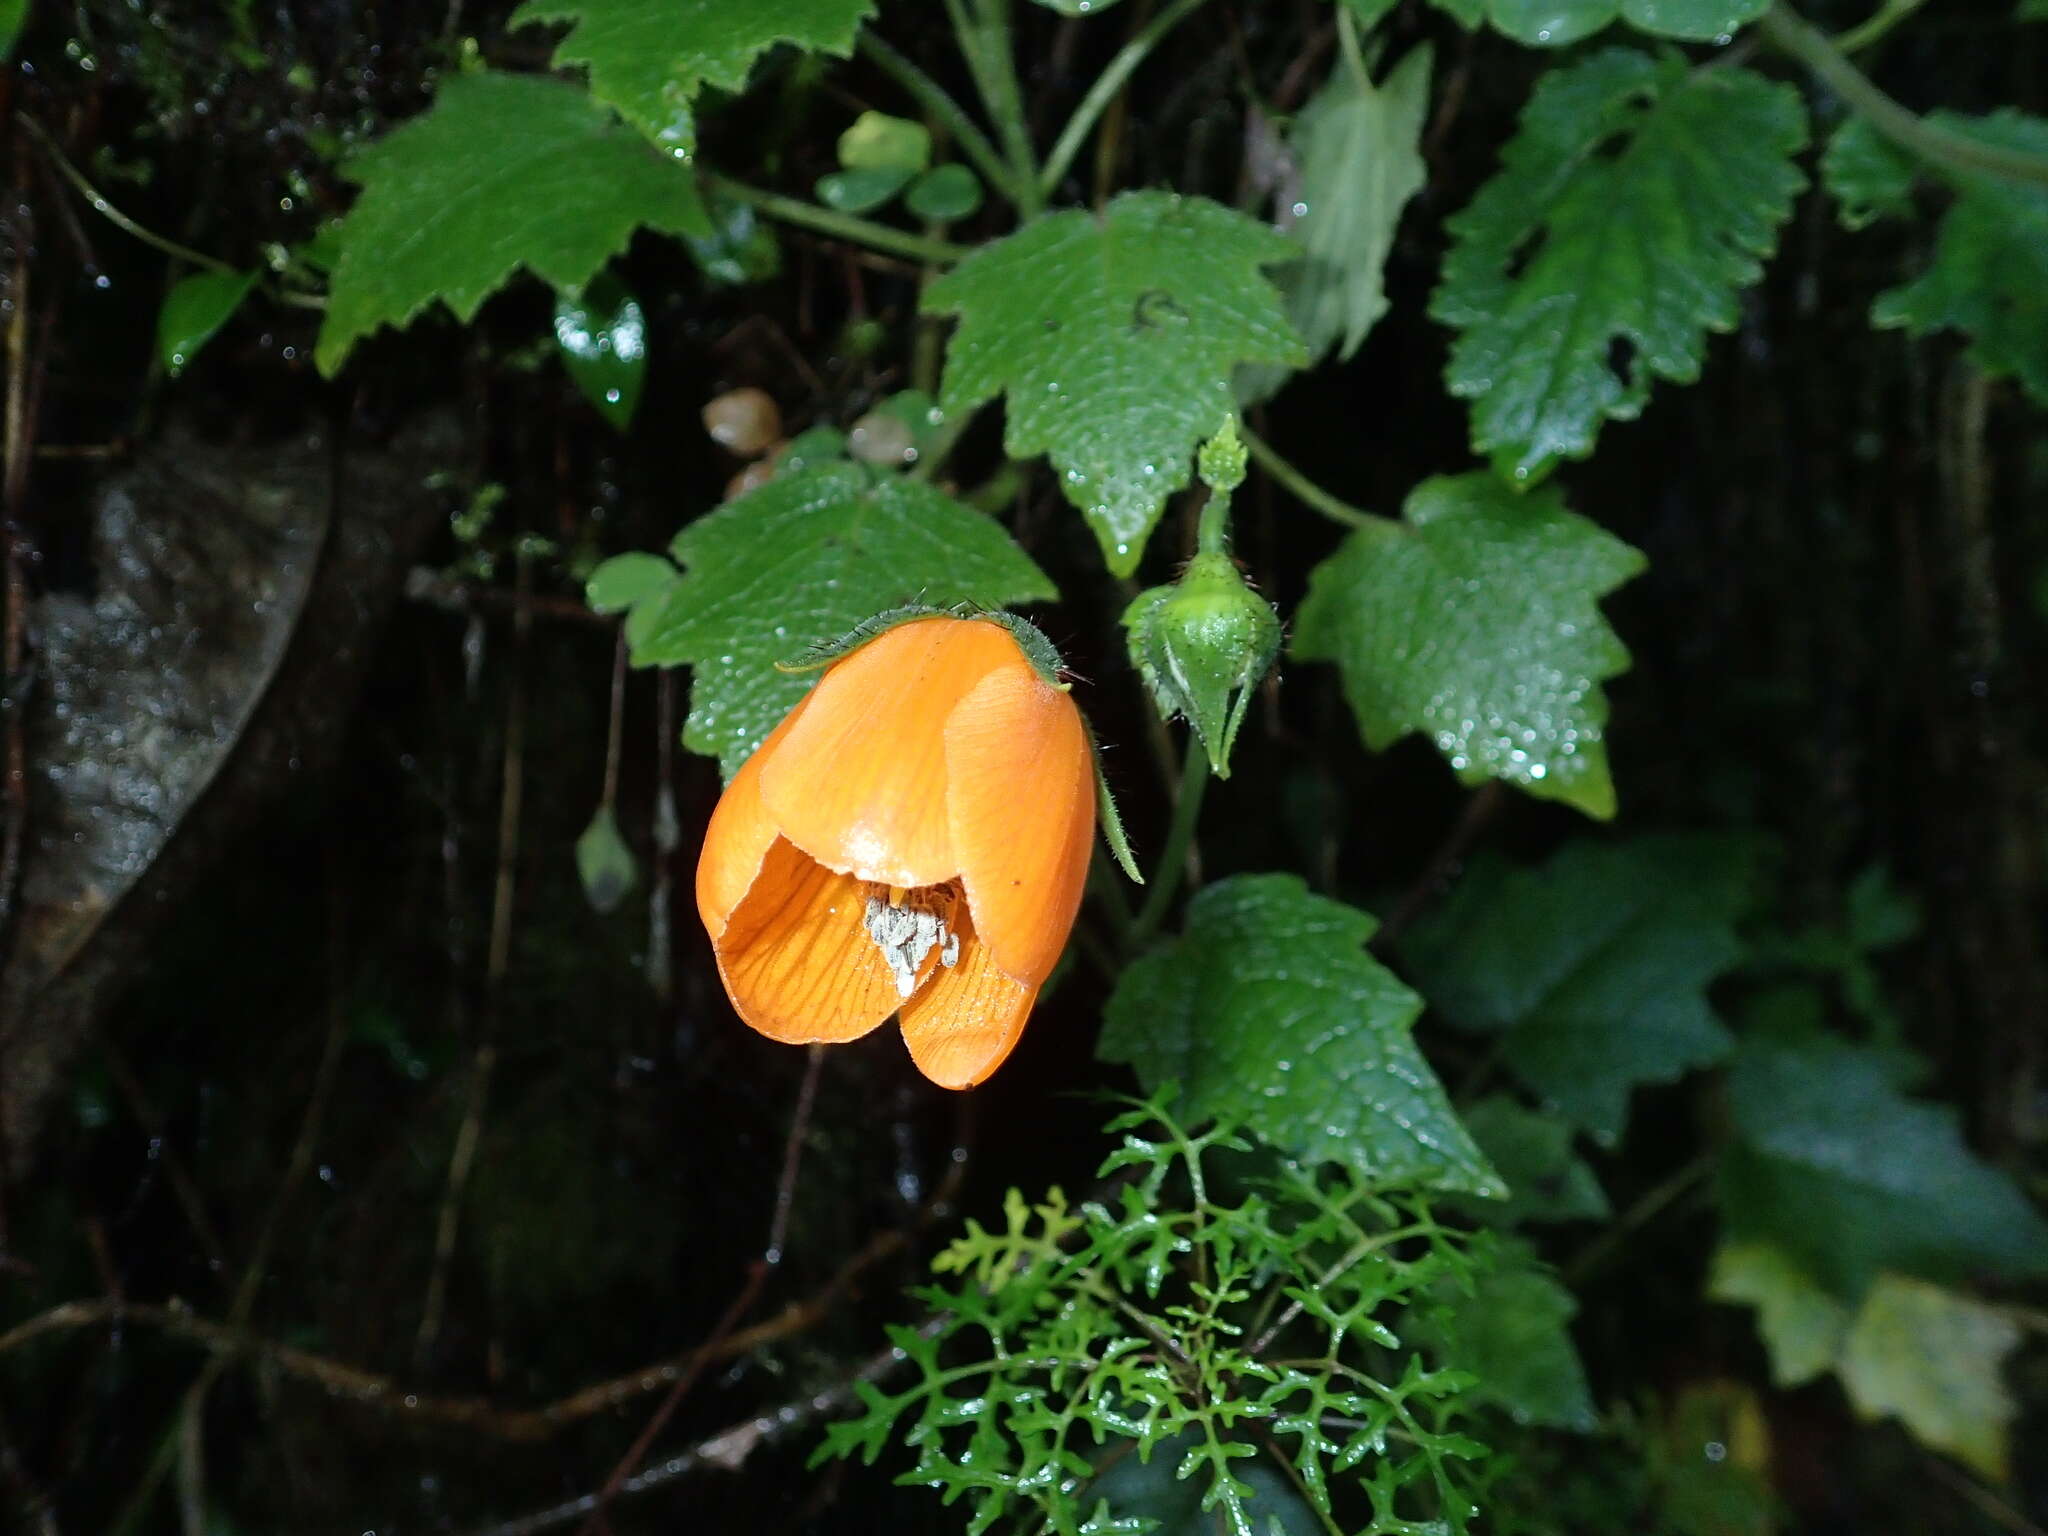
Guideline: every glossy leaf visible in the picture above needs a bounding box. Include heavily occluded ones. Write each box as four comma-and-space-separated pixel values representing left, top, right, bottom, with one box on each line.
158, 269, 259, 376
1480, 0, 1765, 48
1244, 43, 1429, 402
923, 191, 1306, 574
627, 464, 1055, 776
904, 164, 984, 222
1871, 111, 2048, 409
684, 189, 782, 286
1292, 472, 1645, 818
510, 0, 874, 156
1099, 874, 1500, 1197
1431, 49, 1805, 480
1719, 1030, 2048, 1297
1399, 834, 1754, 1143
317, 73, 708, 375
1461, 1095, 1610, 1225
1486, 0, 1613, 45
554, 272, 646, 430
1838, 1276, 2020, 1481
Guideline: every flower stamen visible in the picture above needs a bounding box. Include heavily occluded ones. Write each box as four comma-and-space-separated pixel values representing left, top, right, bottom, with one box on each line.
863, 884, 962, 999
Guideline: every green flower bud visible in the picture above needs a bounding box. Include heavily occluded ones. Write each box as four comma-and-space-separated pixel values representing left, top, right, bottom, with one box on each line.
1122, 551, 1281, 778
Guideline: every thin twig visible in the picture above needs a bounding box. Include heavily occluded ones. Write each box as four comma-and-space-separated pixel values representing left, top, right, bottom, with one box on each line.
17, 115, 241, 274
419, 550, 533, 1363
702, 174, 970, 264
1562, 1154, 1714, 1287
1372, 782, 1506, 950
1039, 0, 1213, 198
857, 32, 1020, 207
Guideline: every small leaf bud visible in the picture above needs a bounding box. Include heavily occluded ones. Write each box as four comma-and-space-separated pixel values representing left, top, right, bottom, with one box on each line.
1122, 550, 1281, 778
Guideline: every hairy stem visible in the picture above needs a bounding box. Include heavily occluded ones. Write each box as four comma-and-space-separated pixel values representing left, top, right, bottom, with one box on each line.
1239, 424, 1381, 531
1128, 736, 1210, 947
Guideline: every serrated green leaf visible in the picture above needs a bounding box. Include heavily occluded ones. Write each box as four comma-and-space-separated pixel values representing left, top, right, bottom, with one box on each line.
1819, 114, 1916, 231
584, 551, 678, 613
905, 164, 985, 222
510, 0, 874, 156
1399, 835, 1754, 1143
575, 803, 637, 913
1243, 44, 1430, 404
1413, 1246, 1596, 1431
554, 272, 646, 430
628, 463, 1055, 776
158, 268, 259, 377
1098, 874, 1499, 1197
1708, 1240, 1849, 1388
1719, 1030, 2048, 1297
1837, 1275, 2021, 1481
1291, 472, 1645, 818
1460, 1096, 1610, 1225
1431, 50, 1806, 480
317, 73, 708, 375
923, 191, 1306, 574
1871, 111, 2048, 409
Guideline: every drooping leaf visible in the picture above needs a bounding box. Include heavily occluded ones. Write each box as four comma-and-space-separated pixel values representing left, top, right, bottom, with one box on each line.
923, 191, 1306, 574
1413, 1243, 1596, 1431
1291, 472, 1645, 818
317, 72, 708, 374
1431, 49, 1805, 480
1837, 1275, 2021, 1481
554, 272, 647, 430
1460, 1095, 1610, 1225
510, 0, 874, 156
626, 463, 1055, 775
158, 268, 260, 376
575, 803, 637, 913
1244, 43, 1430, 403
1099, 874, 1500, 1197
1870, 111, 2048, 409
1819, 114, 1917, 231
1399, 834, 1755, 1143
1719, 1030, 2048, 1297
1708, 1240, 1849, 1388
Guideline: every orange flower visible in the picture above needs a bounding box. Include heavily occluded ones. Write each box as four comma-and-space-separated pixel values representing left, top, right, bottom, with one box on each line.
695, 614, 1096, 1089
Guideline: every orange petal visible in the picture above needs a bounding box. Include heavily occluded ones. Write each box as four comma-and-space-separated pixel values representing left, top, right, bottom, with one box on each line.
715, 837, 901, 1044
759, 617, 1021, 889
899, 921, 1038, 1089
695, 690, 816, 940
945, 663, 1094, 986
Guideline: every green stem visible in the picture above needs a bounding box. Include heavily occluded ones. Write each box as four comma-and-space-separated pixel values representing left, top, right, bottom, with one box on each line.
1238, 424, 1381, 531
21, 115, 239, 275
1759, 5, 2048, 189
1128, 736, 1209, 947
1562, 1153, 1714, 1287
1195, 488, 1231, 555
857, 32, 1023, 208
1039, 0, 1213, 199
702, 174, 970, 264
946, 0, 1044, 214
1833, 0, 1926, 53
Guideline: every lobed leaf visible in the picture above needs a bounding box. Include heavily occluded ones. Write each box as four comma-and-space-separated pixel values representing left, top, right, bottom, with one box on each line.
923, 191, 1305, 574
626, 463, 1055, 777
1431, 49, 1805, 480
317, 72, 709, 374
1098, 874, 1499, 1197
1292, 472, 1644, 818
1399, 834, 1755, 1142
